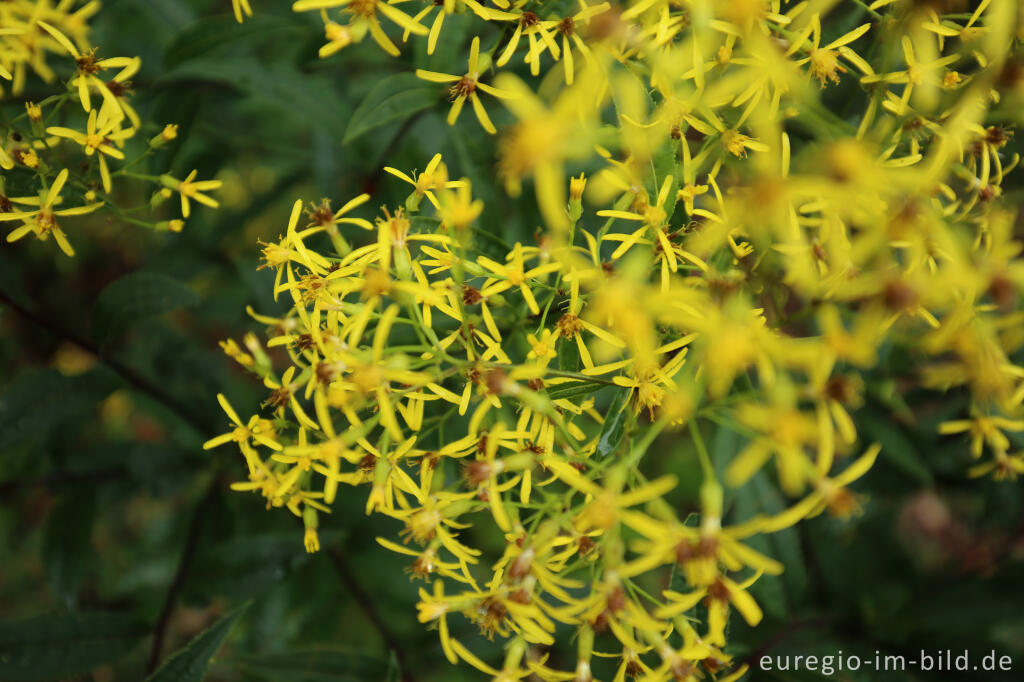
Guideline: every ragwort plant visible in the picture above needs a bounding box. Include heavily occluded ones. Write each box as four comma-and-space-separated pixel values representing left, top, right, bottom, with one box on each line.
1, 1, 223, 254
5, 0, 1023, 680
201, 1, 1024, 679
206, 0, 1024, 680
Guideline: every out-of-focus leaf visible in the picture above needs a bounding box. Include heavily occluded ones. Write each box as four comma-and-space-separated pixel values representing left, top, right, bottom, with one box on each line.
0, 368, 116, 452
126, 444, 198, 496
859, 410, 933, 485
146, 602, 249, 682
164, 15, 302, 66
751, 472, 808, 606
727, 469, 808, 620
227, 648, 391, 681
650, 138, 679, 213
42, 490, 95, 609
0, 612, 146, 681
93, 271, 199, 344
189, 533, 310, 601
127, 0, 197, 36
385, 651, 401, 682
160, 61, 350, 140
596, 388, 630, 459
344, 73, 438, 144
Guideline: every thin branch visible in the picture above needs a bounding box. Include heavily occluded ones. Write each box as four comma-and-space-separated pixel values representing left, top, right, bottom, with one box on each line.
0, 289, 213, 434
146, 477, 221, 673
326, 546, 417, 682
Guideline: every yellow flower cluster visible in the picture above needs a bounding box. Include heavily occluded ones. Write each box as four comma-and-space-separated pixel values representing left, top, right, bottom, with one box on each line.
210, 0, 1024, 680
1, 1, 222, 255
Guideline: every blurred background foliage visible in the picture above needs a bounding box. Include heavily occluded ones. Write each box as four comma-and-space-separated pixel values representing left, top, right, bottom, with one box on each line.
1, 0, 1022, 680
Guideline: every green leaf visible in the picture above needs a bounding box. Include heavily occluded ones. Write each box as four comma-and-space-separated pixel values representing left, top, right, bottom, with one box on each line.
650, 137, 679, 216
42, 491, 96, 609
557, 337, 582, 372
0, 612, 147, 681
159, 61, 350, 140
93, 271, 199, 343
859, 410, 934, 485
385, 651, 401, 682
545, 381, 605, 402
146, 602, 249, 682
227, 649, 391, 682
343, 73, 438, 145
596, 387, 630, 459
127, 0, 197, 35
727, 473, 791, 620
164, 15, 302, 67
751, 472, 808, 607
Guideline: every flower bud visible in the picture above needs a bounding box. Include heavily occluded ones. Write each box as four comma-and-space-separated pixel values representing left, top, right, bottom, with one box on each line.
568, 173, 586, 223
25, 102, 42, 123
149, 124, 178, 148
155, 219, 184, 232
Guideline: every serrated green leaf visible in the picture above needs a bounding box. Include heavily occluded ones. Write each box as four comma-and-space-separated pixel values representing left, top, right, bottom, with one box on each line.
93, 271, 199, 343
42, 491, 95, 609
227, 648, 391, 682
596, 388, 630, 459
0, 612, 147, 681
146, 602, 249, 682
344, 74, 438, 144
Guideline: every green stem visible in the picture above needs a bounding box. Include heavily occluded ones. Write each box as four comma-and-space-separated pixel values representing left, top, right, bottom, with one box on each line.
689, 418, 716, 483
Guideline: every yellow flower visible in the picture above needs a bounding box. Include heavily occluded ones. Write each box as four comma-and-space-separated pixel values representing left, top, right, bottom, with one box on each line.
785, 13, 873, 86
531, 1, 611, 85
492, 5, 562, 77
939, 412, 1024, 459
477, 242, 561, 315
162, 169, 223, 218
968, 451, 1024, 480
47, 109, 134, 192
526, 328, 558, 364
416, 37, 515, 135
547, 460, 678, 533
860, 34, 959, 115
37, 21, 139, 118
494, 71, 600, 230
292, 0, 428, 57
384, 153, 463, 210
725, 399, 822, 495
399, 0, 498, 55
232, 0, 254, 22
1, 169, 103, 256
435, 182, 483, 232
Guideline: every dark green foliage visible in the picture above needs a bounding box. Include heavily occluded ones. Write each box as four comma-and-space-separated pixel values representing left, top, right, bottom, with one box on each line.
1, 1, 1021, 682
0, 613, 147, 680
